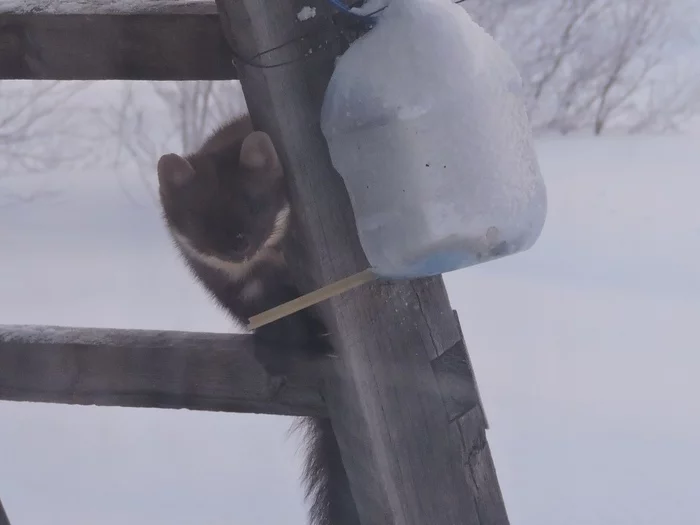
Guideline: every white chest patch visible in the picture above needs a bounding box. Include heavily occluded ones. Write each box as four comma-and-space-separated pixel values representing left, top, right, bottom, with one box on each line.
240, 279, 264, 301
170, 203, 291, 283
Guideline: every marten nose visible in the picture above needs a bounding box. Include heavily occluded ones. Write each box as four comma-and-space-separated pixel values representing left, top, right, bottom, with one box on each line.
229, 233, 250, 256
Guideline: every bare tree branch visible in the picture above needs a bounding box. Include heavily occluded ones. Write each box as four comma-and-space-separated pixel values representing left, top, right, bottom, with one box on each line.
103, 79, 245, 164
461, 0, 699, 135
0, 80, 108, 174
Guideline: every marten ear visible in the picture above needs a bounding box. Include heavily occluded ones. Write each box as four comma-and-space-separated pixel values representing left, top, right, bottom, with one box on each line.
157, 153, 195, 189
239, 131, 281, 172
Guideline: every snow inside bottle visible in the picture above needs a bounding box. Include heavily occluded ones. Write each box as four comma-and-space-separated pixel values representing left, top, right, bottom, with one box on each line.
320, 0, 547, 279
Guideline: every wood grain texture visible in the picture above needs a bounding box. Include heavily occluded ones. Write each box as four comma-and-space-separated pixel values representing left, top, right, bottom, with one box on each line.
217, 0, 510, 523
0, 0, 218, 16
457, 407, 509, 525
0, 13, 235, 80
451, 312, 507, 523
431, 337, 481, 423
0, 324, 326, 417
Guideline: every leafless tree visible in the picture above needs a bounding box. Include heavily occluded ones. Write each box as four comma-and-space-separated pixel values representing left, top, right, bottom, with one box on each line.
151, 80, 247, 153
0, 80, 100, 174
460, 0, 540, 36
105, 80, 246, 168
96, 0, 697, 151
97, 79, 246, 204
461, 0, 700, 135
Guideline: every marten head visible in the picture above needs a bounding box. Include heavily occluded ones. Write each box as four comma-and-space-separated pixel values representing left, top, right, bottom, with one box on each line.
157, 128, 290, 273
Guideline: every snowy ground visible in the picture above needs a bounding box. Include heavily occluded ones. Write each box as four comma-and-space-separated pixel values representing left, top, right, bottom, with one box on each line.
1, 135, 699, 525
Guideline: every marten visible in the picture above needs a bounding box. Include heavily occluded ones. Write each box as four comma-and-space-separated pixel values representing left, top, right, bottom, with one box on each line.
156, 114, 360, 525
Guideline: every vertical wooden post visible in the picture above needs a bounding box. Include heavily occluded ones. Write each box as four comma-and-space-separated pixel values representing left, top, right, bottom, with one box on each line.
215, 1, 510, 524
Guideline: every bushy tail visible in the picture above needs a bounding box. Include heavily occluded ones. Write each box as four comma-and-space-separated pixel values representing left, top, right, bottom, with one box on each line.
293, 416, 362, 525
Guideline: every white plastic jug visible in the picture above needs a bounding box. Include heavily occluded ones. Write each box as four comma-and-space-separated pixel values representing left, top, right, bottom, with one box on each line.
320, 0, 547, 279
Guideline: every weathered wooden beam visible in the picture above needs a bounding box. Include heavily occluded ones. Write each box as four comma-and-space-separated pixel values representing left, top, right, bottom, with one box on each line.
0, 324, 326, 417
217, 1, 510, 524
0, 1, 236, 80
1, 1, 219, 15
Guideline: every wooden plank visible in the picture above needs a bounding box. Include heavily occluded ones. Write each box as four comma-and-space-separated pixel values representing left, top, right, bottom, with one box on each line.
217, 1, 510, 524
0, 2, 235, 80
1, 1, 218, 15
0, 324, 326, 417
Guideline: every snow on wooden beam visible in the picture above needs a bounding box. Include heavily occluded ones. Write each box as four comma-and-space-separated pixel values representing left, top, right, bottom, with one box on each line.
0, 324, 326, 417
1, 1, 219, 15
0, 1, 236, 80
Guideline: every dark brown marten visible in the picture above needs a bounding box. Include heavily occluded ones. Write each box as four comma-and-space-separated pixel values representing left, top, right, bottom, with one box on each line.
156, 114, 360, 525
